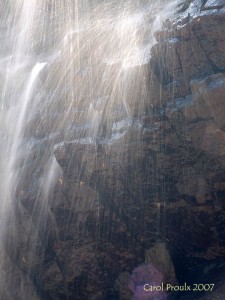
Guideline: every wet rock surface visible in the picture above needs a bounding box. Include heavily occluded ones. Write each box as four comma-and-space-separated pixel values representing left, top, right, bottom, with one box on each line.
3, 0, 225, 299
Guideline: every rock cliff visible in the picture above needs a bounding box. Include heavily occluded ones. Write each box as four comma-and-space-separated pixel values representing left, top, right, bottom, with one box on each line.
2, 0, 225, 299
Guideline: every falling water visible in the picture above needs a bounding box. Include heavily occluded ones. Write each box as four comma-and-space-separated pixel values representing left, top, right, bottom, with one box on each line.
0, 0, 179, 298
1, 63, 46, 207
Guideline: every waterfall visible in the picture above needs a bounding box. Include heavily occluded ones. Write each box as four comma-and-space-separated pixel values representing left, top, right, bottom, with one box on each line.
0, 62, 47, 211
0, 0, 179, 298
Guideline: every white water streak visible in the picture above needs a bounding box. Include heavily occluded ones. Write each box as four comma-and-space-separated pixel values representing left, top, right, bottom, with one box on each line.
0, 63, 46, 215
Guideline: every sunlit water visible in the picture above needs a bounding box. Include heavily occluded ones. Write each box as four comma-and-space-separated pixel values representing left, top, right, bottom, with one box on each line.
0, 0, 178, 297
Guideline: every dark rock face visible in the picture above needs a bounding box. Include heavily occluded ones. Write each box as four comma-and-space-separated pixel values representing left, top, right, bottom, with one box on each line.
149, 0, 225, 106
3, 1, 225, 299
